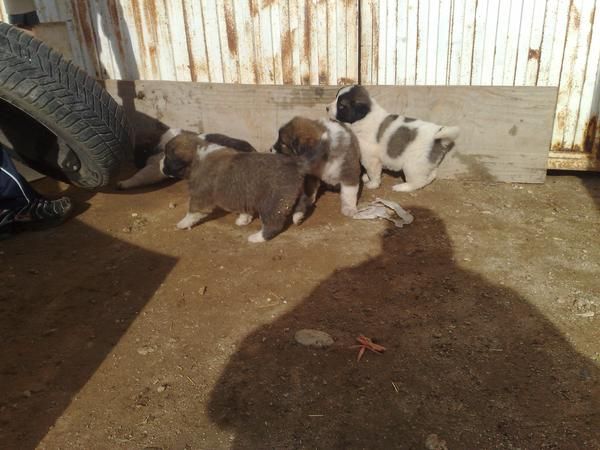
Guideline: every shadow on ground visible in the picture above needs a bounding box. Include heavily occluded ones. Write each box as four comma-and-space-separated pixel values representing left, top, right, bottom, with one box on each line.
0, 218, 177, 449
208, 208, 600, 449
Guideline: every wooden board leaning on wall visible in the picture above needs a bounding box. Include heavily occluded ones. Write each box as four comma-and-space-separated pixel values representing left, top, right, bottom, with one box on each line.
104, 82, 557, 183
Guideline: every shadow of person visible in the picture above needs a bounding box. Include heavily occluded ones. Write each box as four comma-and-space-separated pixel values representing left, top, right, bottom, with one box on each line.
208, 208, 599, 449
0, 220, 177, 449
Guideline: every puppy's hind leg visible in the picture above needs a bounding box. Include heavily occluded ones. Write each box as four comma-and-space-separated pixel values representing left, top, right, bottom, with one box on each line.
177, 197, 213, 229
392, 166, 437, 192
249, 203, 290, 243
292, 177, 320, 225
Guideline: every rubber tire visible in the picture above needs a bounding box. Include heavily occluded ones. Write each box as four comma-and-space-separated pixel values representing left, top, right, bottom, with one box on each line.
0, 22, 133, 189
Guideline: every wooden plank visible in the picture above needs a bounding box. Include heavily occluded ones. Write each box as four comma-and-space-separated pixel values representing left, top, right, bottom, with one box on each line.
105, 81, 557, 183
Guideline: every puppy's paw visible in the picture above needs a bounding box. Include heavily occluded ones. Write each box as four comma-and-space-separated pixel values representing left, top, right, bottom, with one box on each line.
365, 180, 381, 190
176, 219, 193, 230
247, 231, 266, 243
361, 173, 370, 183
341, 206, 358, 217
235, 213, 253, 226
392, 183, 415, 192
292, 211, 305, 225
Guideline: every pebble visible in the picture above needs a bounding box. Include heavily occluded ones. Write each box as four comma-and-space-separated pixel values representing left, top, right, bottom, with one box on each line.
137, 345, 156, 356
156, 384, 167, 393
543, 217, 556, 223
23, 390, 32, 398
168, 202, 177, 209
294, 329, 334, 348
425, 434, 448, 450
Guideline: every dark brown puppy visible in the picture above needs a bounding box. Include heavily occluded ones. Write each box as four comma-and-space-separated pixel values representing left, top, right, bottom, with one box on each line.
117, 128, 256, 190
272, 117, 361, 221
162, 134, 319, 243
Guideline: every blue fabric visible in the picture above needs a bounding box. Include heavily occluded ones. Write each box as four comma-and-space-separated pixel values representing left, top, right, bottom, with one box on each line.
0, 146, 38, 211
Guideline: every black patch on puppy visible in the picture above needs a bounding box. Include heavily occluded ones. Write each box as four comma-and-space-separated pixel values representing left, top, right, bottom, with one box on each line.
335, 85, 372, 124
403, 117, 416, 123
376, 114, 399, 142
429, 139, 455, 164
387, 126, 417, 158
203, 133, 256, 153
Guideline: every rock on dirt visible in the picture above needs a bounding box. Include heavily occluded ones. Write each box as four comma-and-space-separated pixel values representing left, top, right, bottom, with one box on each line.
137, 345, 156, 356
425, 433, 448, 450
294, 329, 334, 348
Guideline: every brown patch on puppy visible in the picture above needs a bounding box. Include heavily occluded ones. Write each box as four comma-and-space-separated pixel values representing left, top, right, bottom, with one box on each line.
387, 126, 417, 158
429, 139, 455, 164
377, 114, 399, 142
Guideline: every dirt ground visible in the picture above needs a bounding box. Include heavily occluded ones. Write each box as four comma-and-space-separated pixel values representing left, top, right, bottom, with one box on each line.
1, 170, 599, 450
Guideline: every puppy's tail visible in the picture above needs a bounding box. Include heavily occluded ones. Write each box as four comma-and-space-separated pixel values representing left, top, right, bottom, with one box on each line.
434, 126, 460, 146
201, 133, 257, 153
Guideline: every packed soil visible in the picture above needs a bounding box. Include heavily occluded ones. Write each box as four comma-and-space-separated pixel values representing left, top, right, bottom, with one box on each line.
1, 171, 599, 450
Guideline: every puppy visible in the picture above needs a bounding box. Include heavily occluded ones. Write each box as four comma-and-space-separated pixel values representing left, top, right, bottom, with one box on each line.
117, 128, 256, 190
161, 133, 322, 243
272, 117, 361, 220
327, 85, 460, 192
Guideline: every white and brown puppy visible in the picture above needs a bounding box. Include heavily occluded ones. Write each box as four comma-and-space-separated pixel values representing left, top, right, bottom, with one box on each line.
327, 85, 460, 192
162, 133, 322, 243
272, 116, 361, 220
117, 128, 256, 190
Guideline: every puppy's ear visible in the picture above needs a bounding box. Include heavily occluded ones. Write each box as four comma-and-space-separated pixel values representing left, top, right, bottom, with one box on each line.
353, 101, 370, 117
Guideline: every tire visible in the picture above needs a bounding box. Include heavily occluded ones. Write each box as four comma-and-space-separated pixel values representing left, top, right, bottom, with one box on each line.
0, 23, 133, 188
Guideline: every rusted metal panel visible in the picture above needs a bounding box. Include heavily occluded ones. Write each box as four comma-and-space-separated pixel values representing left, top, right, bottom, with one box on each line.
78, 1, 359, 85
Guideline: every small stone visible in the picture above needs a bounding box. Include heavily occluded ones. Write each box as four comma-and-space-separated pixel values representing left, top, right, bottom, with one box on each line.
199, 286, 207, 295
131, 213, 138, 217
156, 384, 167, 393
169, 202, 177, 209
425, 433, 448, 450
23, 390, 32, 398
137, 345, 156, 356
543, 217, 555, 223
294, 329, 334, 348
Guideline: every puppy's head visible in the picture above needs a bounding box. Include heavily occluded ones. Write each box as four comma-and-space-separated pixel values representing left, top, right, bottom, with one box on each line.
326, 85, 372, 124
272, 117, 327, 157
160, 132, 203, 179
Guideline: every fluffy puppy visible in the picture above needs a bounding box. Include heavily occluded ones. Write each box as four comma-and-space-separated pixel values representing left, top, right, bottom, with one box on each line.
272, 116, 361, 220
162, 133, 320, 243
117, 128, 256, 190
327, 85, 460, 192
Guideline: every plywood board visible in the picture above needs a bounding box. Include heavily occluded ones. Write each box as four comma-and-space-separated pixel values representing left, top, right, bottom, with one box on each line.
105, 81, 557, 183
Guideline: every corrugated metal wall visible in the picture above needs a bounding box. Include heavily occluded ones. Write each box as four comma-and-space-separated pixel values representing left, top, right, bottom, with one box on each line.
1, 0, 599, 170
64, 0, 360, 85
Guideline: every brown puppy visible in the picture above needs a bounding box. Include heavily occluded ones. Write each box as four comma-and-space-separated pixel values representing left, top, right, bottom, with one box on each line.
162, 133, 321, 243
272, 117, 361, 221
117, 128, 256, 190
